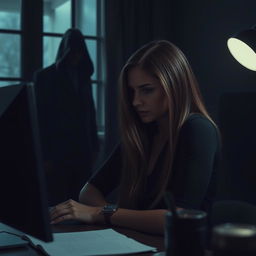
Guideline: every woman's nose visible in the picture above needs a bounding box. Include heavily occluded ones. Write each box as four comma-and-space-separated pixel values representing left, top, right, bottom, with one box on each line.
132, 92, 142, 107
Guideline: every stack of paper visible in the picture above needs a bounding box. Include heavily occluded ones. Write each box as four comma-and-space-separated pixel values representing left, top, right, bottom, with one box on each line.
27, 228, 157, 256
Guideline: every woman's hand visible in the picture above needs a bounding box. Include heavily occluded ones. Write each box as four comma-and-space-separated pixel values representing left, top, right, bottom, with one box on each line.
50, 199, 103, 224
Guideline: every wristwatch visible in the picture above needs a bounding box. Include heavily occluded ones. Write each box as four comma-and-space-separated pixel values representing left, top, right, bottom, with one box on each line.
101, 204, 118, 225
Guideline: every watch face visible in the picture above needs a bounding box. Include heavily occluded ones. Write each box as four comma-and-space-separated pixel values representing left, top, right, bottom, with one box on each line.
103, 204, 118, 213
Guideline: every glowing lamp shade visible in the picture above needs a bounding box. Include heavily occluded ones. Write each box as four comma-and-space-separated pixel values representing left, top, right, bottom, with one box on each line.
227, 27, 256, 71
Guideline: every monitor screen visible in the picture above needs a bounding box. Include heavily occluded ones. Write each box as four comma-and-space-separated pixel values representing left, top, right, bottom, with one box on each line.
0, 83, 52, 242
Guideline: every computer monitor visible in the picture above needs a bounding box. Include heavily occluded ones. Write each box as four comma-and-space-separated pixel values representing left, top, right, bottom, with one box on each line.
0, 83, 53, 242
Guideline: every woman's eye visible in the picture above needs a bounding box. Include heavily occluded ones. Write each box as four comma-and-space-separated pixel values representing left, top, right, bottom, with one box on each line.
141, 87, 154, 94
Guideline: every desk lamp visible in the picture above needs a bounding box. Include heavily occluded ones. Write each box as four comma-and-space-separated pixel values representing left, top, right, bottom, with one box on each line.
227, 25, 256, 70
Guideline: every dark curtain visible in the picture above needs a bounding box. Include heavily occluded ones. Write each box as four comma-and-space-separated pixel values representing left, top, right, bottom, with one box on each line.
104, 0, 174, 156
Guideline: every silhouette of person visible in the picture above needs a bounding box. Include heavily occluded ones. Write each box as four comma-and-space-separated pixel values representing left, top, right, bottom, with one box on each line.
34, 28, 99, 206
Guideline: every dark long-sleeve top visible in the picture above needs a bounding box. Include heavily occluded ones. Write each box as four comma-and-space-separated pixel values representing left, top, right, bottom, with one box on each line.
89, 114, 221, 211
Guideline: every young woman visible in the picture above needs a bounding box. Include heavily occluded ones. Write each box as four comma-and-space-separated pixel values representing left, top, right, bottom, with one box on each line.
50, 40, 220, 235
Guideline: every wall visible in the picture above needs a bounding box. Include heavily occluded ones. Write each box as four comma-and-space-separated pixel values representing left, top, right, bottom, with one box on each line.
171, 0, 256, 203
171, 0, 256, 120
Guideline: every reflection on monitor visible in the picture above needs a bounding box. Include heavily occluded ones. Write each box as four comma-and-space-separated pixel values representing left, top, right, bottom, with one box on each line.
0, 83, 52, 242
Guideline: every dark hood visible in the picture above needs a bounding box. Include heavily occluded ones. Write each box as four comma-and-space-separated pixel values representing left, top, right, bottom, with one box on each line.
55, 28, 94, 77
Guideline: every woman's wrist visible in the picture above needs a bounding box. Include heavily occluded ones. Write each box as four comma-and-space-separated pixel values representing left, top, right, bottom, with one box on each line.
92, 206, 105, 224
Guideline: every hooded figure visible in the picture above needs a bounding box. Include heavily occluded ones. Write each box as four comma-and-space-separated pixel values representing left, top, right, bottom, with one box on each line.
34, 29, 99, 205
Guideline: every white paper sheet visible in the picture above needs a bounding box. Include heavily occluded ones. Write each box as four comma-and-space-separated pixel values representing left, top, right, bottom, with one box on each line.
27, 228, 157, 256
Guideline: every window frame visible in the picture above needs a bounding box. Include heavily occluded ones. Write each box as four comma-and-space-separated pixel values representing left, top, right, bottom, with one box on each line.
0, 0, 105, 134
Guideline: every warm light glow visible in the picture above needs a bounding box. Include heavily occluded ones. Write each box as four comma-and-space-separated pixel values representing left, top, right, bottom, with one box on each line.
215, 224, 256, 237
227, 37, 256, 71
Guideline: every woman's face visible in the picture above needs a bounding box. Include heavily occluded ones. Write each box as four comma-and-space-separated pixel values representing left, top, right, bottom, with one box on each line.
127, 66, 168, 123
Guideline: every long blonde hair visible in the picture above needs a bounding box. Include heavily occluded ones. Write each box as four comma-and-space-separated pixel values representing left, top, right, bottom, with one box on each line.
118, 40, 215, 209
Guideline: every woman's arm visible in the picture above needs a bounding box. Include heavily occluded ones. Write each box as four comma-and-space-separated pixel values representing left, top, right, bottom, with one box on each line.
51, 183, 167, 235
97, 208, 167, 235
172, 115, 220, 209
50, 199, 167, 235
79, 183, 107, 206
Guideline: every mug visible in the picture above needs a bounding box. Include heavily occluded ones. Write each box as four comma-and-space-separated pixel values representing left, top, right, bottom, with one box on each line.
165, 209, 207, 256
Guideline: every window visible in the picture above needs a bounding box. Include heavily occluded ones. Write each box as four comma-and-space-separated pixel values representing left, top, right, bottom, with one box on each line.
0, 0, 105, 133
43, 0, 105, 133
0, 0, 21, 86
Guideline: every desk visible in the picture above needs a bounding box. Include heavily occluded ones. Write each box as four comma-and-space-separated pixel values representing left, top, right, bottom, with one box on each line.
0, 223, 165, 256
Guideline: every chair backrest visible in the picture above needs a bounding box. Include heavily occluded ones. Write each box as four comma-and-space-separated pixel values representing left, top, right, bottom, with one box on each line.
211, 200, 256, 226
218, 92, 256, 203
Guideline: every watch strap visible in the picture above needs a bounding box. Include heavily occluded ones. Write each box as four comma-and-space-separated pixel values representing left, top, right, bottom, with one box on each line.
101, 204, 118, 225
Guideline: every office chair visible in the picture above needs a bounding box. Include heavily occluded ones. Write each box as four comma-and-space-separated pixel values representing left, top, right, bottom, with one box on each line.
210, 200, 256, 226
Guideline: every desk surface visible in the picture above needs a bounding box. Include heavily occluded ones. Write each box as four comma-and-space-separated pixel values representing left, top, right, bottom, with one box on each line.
0, 223, 165, 256
53, 223, 165, 256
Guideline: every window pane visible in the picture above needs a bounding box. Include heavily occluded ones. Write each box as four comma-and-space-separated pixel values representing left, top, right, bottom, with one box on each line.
86, 39, 97, 80
0, 0, 21, 30
77, 0, 97, 36
44, 0, 71, 33
0, 34, 20, 77
43, 36, 62, 67
0, 81, 20, 87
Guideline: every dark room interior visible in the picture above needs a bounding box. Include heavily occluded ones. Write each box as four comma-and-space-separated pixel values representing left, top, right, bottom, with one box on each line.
1, 0, 256, 255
